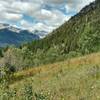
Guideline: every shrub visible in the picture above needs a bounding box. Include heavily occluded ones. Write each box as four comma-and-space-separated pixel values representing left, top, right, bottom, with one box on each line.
23, 83, 33, 100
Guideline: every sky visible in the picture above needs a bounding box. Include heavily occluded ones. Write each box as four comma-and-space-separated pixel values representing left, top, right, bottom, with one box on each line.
0, 0, 95, 34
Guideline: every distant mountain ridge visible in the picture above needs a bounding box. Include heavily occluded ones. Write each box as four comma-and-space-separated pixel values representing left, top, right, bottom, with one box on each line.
0, 23, 40, 47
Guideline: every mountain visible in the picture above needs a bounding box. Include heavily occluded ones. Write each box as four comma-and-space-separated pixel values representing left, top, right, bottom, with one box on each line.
26, 0, 100, 55
0, 0, 100, 70
0, 23, 40, 47
0, 0, 100, 99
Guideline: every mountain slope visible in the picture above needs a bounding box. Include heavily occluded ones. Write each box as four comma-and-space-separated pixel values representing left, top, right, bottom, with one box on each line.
4, 52, 100, 100
0, 0, 100, 71
0, 24, 40, 47
26, 0, 100, 54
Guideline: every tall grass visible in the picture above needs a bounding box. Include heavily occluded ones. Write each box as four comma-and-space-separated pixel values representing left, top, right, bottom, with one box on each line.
0, 53, 99, 100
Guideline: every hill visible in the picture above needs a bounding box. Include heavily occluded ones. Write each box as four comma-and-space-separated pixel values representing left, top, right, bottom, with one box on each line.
1, 52, 100, 100
26, 0, 100, 55
0, 23, 40, 47
0, 0, 99, 71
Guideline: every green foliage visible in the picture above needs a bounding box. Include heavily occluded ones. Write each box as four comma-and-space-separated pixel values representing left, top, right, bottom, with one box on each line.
0, 0, 100, 71
0, 61, 100, 100
0, 48, 3, 57
34, 92, 48, 100
0, 64, 15, 83
78, 22, 100, 54
23, 83, 33, 100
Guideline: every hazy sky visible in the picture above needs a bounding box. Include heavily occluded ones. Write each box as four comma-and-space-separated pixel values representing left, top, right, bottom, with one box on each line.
0, 0, 95, 33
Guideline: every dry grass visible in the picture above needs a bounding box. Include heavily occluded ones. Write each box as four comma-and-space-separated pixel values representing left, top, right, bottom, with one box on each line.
7, 52, 100, 100
13, 52, 100, 82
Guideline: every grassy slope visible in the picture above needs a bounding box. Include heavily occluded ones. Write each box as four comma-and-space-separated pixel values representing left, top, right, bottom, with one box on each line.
9, 52, 100, 100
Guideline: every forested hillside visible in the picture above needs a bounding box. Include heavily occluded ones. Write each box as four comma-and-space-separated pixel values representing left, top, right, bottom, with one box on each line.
0, 0, 100, 71
26, 0, 100, 54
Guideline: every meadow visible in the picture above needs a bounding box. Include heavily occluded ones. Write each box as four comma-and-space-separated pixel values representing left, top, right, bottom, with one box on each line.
0, 52, 100, 100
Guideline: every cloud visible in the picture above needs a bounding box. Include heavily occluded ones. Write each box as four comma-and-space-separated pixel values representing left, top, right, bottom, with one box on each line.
33, 9, 66, 25
20, 20, 32, 29
32, 23, 54, 32
11, 1, 41, 15
43, 0, 66, 4
3, 13, 23, 21
43, 9, 66, 26
65, 0, 95, 13
0, 0, 95, 35
20, 19, 54, 33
